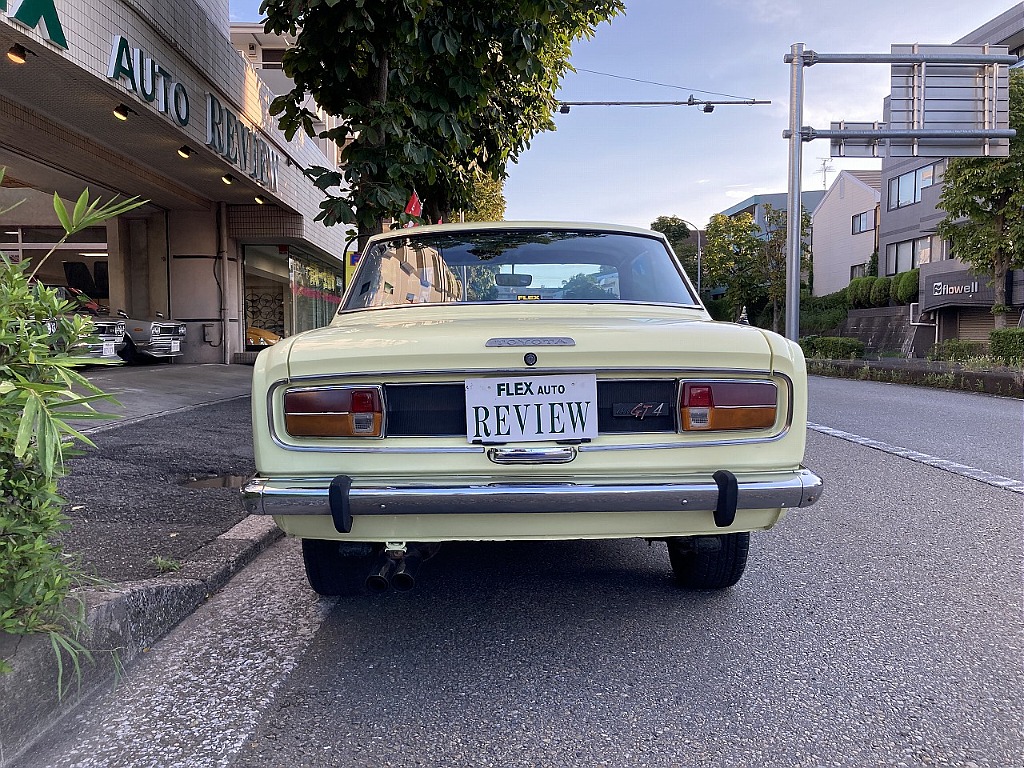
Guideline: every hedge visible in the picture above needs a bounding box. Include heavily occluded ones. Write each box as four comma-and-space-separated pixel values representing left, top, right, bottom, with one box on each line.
870, 276, 892, 307
806, 336, 865, 359
894, 269, 920, 304
990, 328, 1024, 364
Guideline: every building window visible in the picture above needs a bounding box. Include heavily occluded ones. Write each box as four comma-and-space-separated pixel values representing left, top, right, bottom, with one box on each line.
850, 263, 867, 280
851, 211, 874, 234
886, 163, 940, 210
261, 48, 285, 70
884, 236, 933, 275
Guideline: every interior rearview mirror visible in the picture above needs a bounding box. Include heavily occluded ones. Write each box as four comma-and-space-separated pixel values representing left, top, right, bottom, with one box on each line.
495, 273, 532, 287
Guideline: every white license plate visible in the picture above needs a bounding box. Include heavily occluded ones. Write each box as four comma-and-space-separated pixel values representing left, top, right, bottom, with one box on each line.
465, 374, 598, 443
102, 341, 115, 356
170, 339, 180, 353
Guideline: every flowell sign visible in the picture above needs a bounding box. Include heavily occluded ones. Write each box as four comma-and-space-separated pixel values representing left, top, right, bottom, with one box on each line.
920, 269, 996, 311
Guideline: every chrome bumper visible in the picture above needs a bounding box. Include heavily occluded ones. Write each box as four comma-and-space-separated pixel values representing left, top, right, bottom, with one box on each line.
242, 469, 823, 521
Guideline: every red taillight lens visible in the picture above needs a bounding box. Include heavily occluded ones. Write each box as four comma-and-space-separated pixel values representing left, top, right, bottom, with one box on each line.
680, 381, 778, 431
686, 385, 713, 408
350, 389, 379, 413
284, 386, 383, 437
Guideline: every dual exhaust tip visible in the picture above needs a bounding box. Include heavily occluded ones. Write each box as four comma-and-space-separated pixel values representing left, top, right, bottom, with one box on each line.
366, 553, 419, 593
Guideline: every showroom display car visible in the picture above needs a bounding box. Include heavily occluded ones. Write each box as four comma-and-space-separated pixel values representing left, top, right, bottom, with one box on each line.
51, 286, 126, 363
117, 310, 187, 364
242, 222, 823, 596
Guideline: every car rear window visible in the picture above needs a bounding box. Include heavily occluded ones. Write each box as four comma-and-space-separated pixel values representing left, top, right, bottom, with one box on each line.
342, 229, 698, 311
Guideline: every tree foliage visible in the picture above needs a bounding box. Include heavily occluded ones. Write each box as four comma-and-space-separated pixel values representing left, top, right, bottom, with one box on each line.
261, 0, 623, 242
463, 175, 506, 222
937, 69, 1024, 328
650, 215, 699, 287
703, 205, 810, 331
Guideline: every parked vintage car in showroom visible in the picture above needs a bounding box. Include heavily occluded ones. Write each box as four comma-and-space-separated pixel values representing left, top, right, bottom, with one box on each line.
117, 310, 187, 364
51, 286, 126, 363
242, 222, 823, 596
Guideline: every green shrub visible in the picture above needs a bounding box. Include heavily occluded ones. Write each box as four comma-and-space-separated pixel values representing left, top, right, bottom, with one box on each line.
990, 328, 1024, 365
851, 276, 877, 308
800, 289, 849, 334
813, 336, 865, 359
894, 268, 920, 304
798, 336, 819, 357
927, 338, 985, 362
870, 276, 892, 307
703, 296, 732, 321
0, 174, 142, 678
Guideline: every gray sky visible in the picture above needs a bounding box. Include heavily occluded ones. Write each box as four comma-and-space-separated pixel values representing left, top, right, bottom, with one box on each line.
229, 0, 1020, 228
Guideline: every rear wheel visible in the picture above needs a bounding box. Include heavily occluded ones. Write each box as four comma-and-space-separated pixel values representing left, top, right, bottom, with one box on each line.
301, 539, 378, 596
667, 532, 749, 589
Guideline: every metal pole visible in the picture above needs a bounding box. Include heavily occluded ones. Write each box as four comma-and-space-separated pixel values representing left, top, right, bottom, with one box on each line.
785, 43, 805, 342
696, 228, 702, 296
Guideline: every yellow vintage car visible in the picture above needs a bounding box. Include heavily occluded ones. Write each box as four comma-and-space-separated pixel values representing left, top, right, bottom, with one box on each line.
242, 222, 823, 595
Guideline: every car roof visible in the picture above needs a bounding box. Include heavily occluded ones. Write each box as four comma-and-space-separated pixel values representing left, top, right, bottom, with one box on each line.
365, 221, 666, 244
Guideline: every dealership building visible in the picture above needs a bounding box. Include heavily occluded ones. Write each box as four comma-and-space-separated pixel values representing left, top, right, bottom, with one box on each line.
0, 0, 349, 363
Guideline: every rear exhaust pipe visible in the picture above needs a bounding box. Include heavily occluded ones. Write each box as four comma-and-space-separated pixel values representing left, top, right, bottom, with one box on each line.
365, 557, 395, 593
391, 554, 421, 592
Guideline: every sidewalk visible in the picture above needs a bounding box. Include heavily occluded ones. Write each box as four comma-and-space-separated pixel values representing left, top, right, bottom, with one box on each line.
0, 363, 283, 765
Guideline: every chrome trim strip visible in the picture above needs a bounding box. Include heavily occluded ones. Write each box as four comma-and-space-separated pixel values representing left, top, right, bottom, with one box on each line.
241, 468, 824, 517
487, 446, 577, 464
266, 373, 796, 453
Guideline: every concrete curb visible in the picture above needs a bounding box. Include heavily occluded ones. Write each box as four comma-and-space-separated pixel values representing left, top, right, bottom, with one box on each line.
0, 515, 283, 766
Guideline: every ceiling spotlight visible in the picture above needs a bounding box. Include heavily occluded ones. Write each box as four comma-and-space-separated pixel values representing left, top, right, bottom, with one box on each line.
221, 174, 235, 185
6, 44, 34, 64
254, 194, 266, 205
177, 145, 193, 159
112, 103, 133, 121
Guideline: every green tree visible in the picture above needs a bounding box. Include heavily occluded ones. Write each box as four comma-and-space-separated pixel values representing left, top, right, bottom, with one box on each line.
561, 272, 613, 299
262, 0, 623, 245
650, 215, 699, 287
937, 69, 1024, 329
703, 205, 810, 332
462, 175, 506, 222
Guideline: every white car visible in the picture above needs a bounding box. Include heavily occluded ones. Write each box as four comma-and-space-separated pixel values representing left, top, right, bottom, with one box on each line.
242, 222, 823, 596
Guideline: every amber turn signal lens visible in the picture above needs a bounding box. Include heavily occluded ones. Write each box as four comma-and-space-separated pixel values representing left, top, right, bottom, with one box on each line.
284, 386, 383, 437
680, 381, 777, 431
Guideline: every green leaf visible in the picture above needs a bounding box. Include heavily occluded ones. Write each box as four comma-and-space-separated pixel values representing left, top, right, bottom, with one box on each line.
14, 392, 39, 459
53, 193, 71, 232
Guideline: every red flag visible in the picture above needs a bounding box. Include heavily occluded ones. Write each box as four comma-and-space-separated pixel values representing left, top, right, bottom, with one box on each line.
404, 191, 422, 217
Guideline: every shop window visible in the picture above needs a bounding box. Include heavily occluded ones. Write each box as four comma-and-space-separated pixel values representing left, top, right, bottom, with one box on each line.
290, 255, 344, 334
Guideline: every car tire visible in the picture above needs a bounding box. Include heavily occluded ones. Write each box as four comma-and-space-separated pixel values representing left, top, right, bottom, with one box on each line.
666, 532, 749, 589
301, 538, 378, 596
118, 337, 142, 365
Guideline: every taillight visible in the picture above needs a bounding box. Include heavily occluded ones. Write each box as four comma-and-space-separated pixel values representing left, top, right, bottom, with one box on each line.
680, 381, 777, 431
284, 386, 384, 437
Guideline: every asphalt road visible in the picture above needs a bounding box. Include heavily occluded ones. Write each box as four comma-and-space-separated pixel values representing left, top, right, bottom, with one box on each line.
16, 380, 1024, 768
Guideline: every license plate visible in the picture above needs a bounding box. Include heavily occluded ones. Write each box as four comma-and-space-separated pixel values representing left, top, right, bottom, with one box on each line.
102, 341, 115, 356
465, 374, 598, 443
171, 339, 180, 353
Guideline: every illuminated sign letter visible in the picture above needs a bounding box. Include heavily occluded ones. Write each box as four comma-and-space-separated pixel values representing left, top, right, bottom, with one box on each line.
206, 93, 224, 154
107, 35, 136, 92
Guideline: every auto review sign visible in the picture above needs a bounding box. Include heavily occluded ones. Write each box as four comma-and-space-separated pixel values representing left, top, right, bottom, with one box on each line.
107, 34, 281, 192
